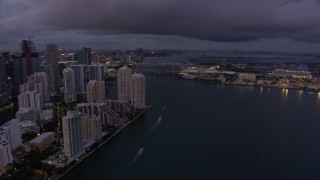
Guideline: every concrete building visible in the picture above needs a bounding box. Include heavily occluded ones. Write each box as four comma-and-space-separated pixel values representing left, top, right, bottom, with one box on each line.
19, 72, 50, 103
88, 64, 104, 81
77, 102, 127, 126
70, 64, 88, 94
13, 55, 28, 91
0, 119, 22, 150
1, 52, 15, 99
29, 132, 54, 152
117, 66, 132, 101
40, 110, 54, 122
105, 100, 133, 115
16, 108, 38, 123
63, 67, 77, 103
33, 72, 50, 102
238, 73, 257, 82
131, 73, 146, 109
19, 83, 30, 94
46, 44, 60, 93
62, 111, 84, 161
76, 47, 92, 65
81, 115, 102, 141
86, 80, 105, 102
0, 55, 8, 107
0, 136, 13, 167
19, 121, 39, 134
17, 91, 43, 112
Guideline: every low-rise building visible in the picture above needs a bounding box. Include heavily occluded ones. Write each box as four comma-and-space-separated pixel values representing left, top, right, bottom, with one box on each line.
40, 110, 54, 122
16, 108, 38, 123
29, 132, 54, 152
20, 121, 40, 134
238, 73, 256, 82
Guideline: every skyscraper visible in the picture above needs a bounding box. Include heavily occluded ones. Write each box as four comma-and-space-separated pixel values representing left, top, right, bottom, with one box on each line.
131, 73, 146, 109
62, 111, 84, 161
13, 54, 28, 96
70, 65, 88, 94
46, 43, 60, 93
1, 52, 15, 99
20, 39, 39, 76
117, 66, 132, 101
63, 67, 77, 103
76, 47, 92, 65
88, 65, 105, 82
0, 55, 7, 107
86, 80, 105, 102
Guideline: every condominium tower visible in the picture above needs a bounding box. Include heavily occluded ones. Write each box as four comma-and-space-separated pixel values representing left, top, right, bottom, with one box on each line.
62, 111, 84, 161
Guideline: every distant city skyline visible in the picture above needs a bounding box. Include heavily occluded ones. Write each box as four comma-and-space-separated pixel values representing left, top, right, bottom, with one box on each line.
1, 0, 320, 52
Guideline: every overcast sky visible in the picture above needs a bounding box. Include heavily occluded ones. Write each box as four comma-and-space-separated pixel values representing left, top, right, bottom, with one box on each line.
1, 0, 320, 52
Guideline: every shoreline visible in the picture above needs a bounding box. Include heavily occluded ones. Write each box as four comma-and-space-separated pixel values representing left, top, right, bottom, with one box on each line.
56, 105, 151, 179
148, 73, 320, 93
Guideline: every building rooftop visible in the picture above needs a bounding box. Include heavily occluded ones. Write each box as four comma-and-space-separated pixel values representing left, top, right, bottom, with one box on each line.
29, 132, 54, 144
40, 110, 53, 121
17, 107, 35, 114
1, 119, 19, 128
19, 120, 37, 127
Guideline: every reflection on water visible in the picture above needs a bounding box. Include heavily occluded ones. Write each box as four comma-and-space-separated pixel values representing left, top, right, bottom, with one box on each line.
298, 90, 303, 98
317, 92, 320, 104
282, 88, 289, 100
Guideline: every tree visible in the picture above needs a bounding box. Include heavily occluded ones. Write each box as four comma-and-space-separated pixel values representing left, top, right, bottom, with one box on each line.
22, 132, 38, 143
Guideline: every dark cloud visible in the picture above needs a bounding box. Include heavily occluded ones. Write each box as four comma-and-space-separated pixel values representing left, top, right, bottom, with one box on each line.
33, 0, 320, 42
1, 0, 320, 50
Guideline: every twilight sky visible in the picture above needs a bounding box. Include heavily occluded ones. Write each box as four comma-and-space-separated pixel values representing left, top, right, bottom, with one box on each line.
1, 0, 320, 52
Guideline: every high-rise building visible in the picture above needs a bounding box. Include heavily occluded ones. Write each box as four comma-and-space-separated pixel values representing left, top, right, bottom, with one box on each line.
46, 43, 60, 93
20, 39, 39, 76
76, 47, 92, 65
81, 115, 102, 141
91, 53, 100, 65
13, 54, 28, 90
17, 91, 43, 112
105, 100, 133, 115
70, 65, 88, 94
33, 72, 50, 102
62, 111, 84, 161
88, 65, 104, 82
77, 102, 127, 126
86, 80, 105, 102
0, 55, 7, 107
0, 119, 22, 151
19, 72, 50, 103
0, 136, 13, 166
117, 66, 132, 101
63, 68, 77, 103
19, 83, 30, 94
131, 73, 146, 109
1, 53, 15, 98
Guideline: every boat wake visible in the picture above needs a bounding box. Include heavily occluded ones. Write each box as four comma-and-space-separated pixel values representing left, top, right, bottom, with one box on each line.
146, 116, 162, 136
131, 148, 144, 165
